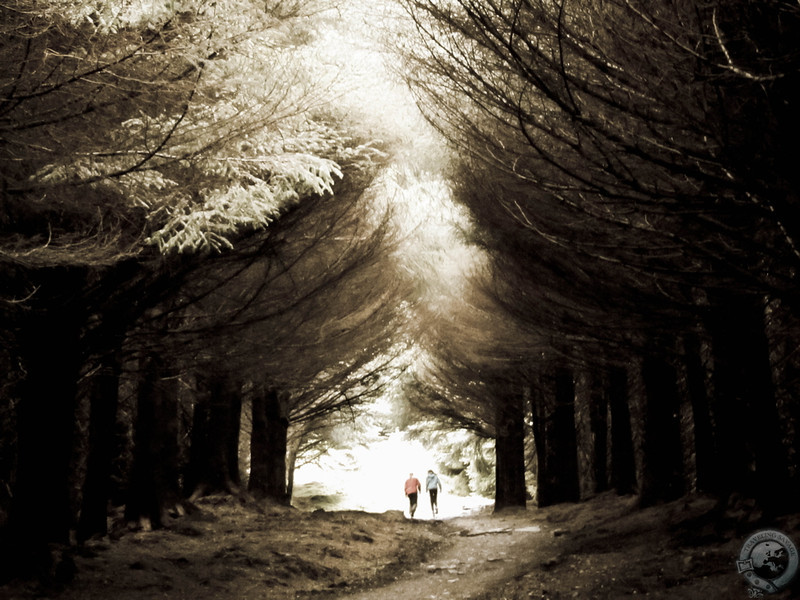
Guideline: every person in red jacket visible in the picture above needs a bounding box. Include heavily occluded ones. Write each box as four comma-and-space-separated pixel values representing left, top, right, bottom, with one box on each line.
404, 473, 422, 518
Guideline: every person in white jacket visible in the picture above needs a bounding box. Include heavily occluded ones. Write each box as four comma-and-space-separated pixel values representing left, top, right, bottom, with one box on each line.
426, 470, 443, 516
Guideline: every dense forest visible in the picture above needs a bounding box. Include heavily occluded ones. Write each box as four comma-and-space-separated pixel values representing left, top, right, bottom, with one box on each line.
398, 0, 800, 513
1, 0, 798, 588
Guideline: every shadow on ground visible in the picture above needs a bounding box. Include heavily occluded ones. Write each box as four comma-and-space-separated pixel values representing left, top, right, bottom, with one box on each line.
1, 492, 797, 599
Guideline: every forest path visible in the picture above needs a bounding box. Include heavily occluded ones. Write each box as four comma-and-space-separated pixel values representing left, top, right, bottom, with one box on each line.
2, 493, 780, 599
341, 509, 557, 600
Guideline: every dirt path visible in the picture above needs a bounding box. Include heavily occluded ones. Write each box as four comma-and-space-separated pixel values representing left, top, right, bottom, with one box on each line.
342, 511, 556, 600
4, 494, 796, 599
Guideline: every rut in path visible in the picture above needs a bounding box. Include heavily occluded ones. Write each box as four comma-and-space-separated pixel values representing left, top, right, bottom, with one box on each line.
341, 512, 556, 600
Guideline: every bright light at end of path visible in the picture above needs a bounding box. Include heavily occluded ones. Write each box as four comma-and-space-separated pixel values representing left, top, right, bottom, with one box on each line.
293, 432, 491, 519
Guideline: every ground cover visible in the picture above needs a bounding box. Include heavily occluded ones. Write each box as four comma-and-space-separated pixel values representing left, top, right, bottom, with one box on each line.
2, 492, 798, 599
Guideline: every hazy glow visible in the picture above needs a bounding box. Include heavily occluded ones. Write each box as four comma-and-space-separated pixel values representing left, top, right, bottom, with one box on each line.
291, 2, 490, 517
294, 430, 491, 518
308, 1, 429, 140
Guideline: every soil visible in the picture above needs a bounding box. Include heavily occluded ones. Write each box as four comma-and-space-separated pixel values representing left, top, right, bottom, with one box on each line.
2, 492, 798, 599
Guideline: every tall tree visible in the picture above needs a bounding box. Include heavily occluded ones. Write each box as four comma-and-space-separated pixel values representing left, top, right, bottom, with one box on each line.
249, 387, 290, 502
4, 269, 84, 577
186, 369, 243, 499
607, 366, 637, 496
494, 385, 528, 510
124, 352, 181, 529
77, 351, 123, 542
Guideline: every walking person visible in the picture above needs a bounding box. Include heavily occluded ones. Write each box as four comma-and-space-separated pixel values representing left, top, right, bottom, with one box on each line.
404, 473, 421, 518
426, 469, 442, 516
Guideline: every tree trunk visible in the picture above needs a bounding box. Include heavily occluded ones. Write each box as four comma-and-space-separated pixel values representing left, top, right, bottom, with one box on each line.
764, 297, 800, 509
681, 332, 715, 494
226, 392, 243, 490
185, 388, 211, 497
3, 277, 83, 580
607, 366, 636, 495
574, 368, 609, 498
124, 353, 180, 529
494, 385, 527, 510
553, 367, 580, 503
573, 371, 592, 499
249, 387, 289, 503
532, 366, 580, 507
77, 351, 122, 542
588, 369, 609, 494
186, 371, 242, 498
638, 354, 684, 506
285, 427, 304, 501
707, 295, 790, 515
